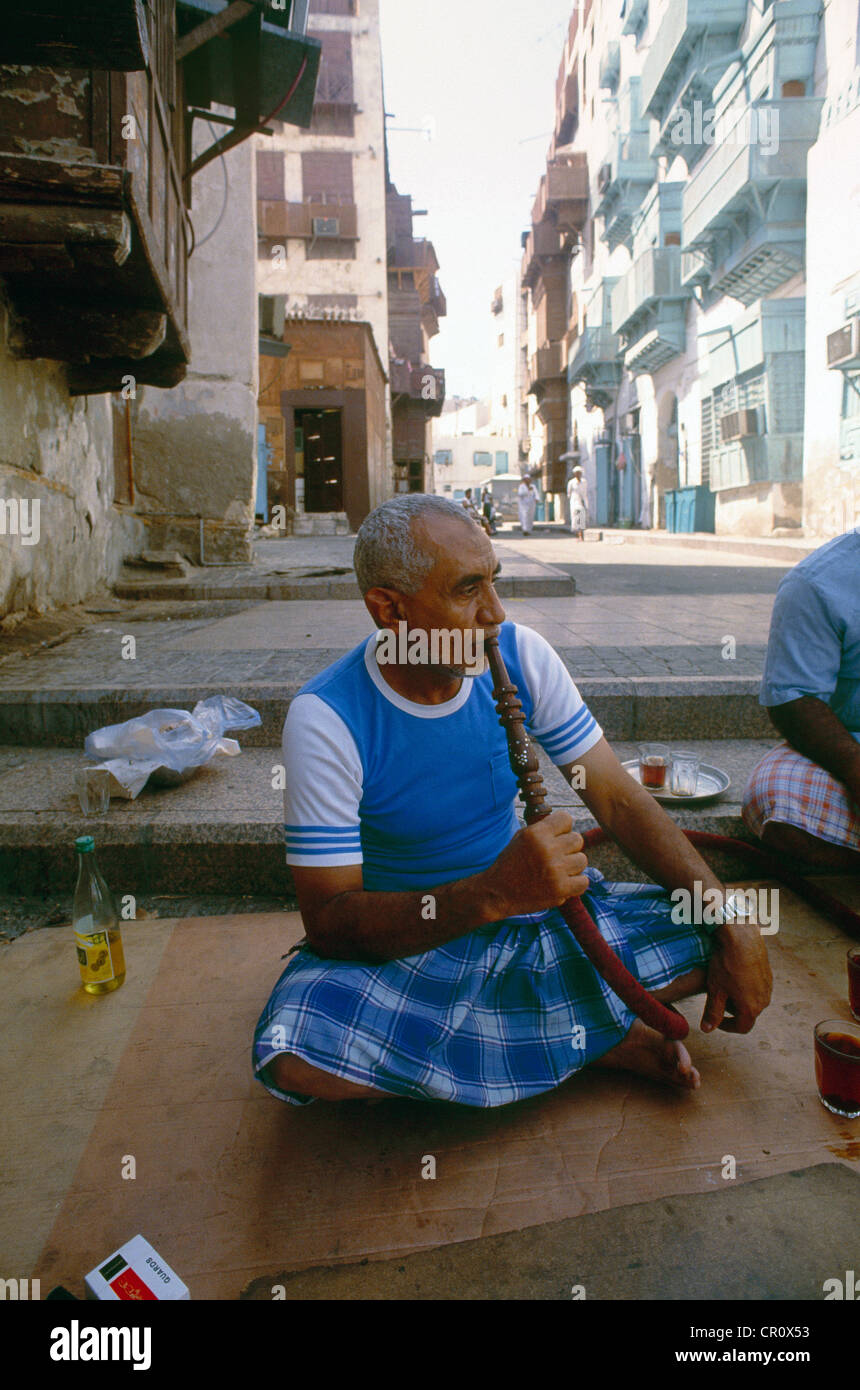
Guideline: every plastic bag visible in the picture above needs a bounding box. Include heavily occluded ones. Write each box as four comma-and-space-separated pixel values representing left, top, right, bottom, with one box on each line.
83, 696, 262, 799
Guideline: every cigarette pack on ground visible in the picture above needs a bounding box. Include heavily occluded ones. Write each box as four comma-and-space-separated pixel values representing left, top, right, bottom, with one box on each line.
85, 1234, 189, 1301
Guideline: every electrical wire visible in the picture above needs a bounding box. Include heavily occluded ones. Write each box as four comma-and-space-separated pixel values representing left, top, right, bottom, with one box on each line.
187, 52, 309, 252
189, 122, 230, 255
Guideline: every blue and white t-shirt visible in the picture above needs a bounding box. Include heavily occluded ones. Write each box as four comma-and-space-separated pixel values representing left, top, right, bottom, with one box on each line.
282, 620, 603, 892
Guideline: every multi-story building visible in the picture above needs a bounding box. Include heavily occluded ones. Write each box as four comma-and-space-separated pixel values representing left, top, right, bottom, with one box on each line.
430, 399, 518, 503
489, 275, 525, 449
386, 183, 446, 494
802, 0, 860, 536
256, 0, 391, 534
522, 0, 853, 539
1, 0, 318, 617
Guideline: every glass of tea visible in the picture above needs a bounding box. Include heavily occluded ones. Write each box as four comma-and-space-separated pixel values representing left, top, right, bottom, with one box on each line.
848, 948, 860, 1023
813, 1020, 860, 1119
638, 744, 670, 790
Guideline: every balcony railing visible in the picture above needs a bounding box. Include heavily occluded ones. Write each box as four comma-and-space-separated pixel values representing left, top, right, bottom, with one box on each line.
611, 248, 688, 336
388, 237, 439, 272
595, 130, 654, 249
641, 0, 746, 121
532, 154, 589, 230
568, 326, 623, 392
389, 360, 446, 415
683, 98, 824, 249
521, 221, 564, 288
599, 41, 620, 93
528, 342, 564, 392
621, 0, 648, 40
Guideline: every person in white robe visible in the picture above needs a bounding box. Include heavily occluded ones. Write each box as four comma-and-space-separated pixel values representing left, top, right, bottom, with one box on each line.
566, 467, 588, 540
517, 478, 538, 534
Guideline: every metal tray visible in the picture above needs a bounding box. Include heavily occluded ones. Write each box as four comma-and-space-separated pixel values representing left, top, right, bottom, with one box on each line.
622, 759, 731, 805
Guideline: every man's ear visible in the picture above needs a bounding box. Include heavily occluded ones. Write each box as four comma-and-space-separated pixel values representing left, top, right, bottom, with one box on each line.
364, 587, 407, 630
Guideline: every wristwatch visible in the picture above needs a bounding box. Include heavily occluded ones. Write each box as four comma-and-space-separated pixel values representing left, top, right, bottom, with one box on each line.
711, 890, 754, 929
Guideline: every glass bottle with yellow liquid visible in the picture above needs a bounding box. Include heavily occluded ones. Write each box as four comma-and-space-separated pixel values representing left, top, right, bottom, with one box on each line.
73, 835, 126, 994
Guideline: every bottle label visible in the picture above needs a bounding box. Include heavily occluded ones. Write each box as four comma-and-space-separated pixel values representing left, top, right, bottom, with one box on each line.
75, 919, 116, 985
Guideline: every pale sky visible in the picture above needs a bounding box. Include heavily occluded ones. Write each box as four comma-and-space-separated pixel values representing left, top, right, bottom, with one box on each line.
379, 0, 575, 401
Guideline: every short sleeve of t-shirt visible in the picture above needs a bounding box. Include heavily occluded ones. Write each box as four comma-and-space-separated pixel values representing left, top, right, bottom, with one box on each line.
514, 624, 604, 763
282, 693, 364, 868
760, 570, 844, 708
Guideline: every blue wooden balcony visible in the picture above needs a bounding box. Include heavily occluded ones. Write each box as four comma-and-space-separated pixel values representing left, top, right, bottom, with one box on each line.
595, 130, 655, 252
568, 326, 623, 409
611, 248, 691, 375
682, 97, 824, 303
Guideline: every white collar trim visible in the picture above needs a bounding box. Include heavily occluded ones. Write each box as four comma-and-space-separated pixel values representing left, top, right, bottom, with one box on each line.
363, 633, 474, 717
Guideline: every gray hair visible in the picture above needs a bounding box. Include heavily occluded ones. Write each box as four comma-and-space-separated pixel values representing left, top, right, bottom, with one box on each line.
353, 493, 477, 597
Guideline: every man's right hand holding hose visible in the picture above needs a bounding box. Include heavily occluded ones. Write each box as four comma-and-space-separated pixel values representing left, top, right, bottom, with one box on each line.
481, 810, 590, 919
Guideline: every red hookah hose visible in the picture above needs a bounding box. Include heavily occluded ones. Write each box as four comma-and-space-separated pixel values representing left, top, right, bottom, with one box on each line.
485, 632, 860, 1041
557, 828, 860, 1043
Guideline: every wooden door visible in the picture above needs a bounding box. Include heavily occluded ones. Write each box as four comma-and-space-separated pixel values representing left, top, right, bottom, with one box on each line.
300, 408, 343, 512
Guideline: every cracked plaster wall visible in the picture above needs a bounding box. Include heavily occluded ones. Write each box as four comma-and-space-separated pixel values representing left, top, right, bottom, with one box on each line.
0, 297, 142, 619
133, 132, 258, 563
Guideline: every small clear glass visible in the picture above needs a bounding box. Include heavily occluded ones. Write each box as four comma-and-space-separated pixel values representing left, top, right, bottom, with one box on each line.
76, 767, 111, 818
671, 750, 701, 797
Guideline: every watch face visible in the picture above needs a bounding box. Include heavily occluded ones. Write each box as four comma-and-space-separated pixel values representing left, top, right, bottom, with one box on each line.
724, 891, 753, 921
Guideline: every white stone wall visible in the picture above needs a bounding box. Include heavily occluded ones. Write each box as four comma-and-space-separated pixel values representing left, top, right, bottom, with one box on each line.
0, 298, 144, 620
488, 273, 522, 440
133, 133, 259, 562
802, 0, 860, 537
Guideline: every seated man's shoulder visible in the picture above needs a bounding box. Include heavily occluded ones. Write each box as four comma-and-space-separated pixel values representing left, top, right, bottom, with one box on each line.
792, 531, 859, 585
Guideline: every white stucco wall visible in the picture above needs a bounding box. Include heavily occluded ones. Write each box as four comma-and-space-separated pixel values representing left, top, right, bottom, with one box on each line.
802, 0, 860, 537
0, 298, 144, 620
133, 134, 259, 562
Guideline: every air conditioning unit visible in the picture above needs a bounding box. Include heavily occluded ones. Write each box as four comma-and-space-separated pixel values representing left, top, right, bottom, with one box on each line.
720, 408, 760, 443
597, 162, 612, 194
826, 319, 860, 369
312, 217, 341, 237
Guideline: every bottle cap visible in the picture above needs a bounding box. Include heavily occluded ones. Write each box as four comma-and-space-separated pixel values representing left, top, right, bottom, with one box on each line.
75, 835, 95, 853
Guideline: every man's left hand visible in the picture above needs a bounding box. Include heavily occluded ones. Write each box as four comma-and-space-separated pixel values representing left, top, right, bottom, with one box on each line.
701, 924, 773, 1034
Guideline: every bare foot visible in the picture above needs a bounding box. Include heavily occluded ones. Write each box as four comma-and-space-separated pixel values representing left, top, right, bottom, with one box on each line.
594, 1018, 701, 1091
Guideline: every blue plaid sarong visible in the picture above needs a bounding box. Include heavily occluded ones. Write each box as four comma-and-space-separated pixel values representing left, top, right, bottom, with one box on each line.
252, 868, 713, 1108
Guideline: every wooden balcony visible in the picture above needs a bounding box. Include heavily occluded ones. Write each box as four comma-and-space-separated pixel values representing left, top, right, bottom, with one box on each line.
521, 222, 564, 290
528, 342, 564, 394
0, 20, 190, 394
532, 154, 589, 233
388, 237, 439, 273
389, 360, 446, 416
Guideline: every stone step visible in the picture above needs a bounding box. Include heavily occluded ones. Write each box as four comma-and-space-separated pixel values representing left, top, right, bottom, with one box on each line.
0, 739, 778, 896
0, 673, 773, 748
112, 571, 576, 601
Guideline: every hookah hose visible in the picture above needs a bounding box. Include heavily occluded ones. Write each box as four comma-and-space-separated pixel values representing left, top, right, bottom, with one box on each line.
485, 632, 860, 1043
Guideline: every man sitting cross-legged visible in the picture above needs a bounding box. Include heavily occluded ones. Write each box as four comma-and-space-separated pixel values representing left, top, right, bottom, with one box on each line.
252, 495, 771, 1106
742, 530, 860, 873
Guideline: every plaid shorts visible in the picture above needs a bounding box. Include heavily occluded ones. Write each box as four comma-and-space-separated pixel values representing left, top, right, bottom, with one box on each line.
742, 742, 860, 851
252, 867, 712, 1108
